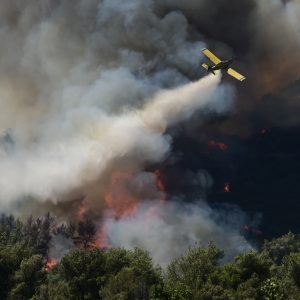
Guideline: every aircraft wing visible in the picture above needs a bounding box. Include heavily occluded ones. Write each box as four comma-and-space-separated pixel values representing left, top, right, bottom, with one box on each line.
201, 48, 221, 65
227, 68, 246, 81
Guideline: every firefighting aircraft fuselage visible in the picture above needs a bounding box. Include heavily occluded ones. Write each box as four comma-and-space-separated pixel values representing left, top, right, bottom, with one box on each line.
209, 58, 234, 73
201, 48, 246, 82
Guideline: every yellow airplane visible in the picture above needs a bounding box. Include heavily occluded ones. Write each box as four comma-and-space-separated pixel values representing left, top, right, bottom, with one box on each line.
201, 48, 246, 82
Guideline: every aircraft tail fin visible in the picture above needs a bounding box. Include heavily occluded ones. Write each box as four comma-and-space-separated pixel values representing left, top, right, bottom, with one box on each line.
202, 63, 209, 71
202, 63, 215, 75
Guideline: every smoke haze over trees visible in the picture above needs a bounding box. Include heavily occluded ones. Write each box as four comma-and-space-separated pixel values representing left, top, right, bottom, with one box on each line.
0, 215, 300, 299
0, 0, 299, 269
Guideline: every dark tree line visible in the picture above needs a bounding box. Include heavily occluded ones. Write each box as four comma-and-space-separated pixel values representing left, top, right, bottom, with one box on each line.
0, 214, 299, 299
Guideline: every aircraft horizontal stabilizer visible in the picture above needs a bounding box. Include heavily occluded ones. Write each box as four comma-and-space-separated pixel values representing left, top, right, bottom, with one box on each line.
202, 63, 209, 70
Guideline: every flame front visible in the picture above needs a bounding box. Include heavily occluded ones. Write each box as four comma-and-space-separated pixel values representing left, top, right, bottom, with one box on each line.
104, 172, 139, 218
94, 224, 111, 249
95, 170, 167, 248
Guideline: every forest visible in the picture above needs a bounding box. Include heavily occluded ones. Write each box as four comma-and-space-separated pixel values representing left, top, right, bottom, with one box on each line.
0, 214, 299, 300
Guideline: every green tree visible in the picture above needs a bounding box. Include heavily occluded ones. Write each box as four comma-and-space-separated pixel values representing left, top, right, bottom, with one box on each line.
0, 242, 34, 299
34, 273, 72, 300
52, 248, 106, 299
0, 215, 24, 245
217, 252, 272, 299
228, 252, 271, 286
260, 278, 283, 300
0, 214, 300, 300
274, 252, 300, 299
8, 254, 45, 300
23, 214, 53, 256
102, 267, 144, 300
165, 243, 224, 299
76, 219, 97, 249
101, 248, 162, 300
262, 232, 300, 264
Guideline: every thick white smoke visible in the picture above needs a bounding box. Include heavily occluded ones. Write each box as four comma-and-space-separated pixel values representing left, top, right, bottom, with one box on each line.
0, 71, 230, 208
104, 200, 253, 266
0, 0, 234, 209
0, 0, 254, 263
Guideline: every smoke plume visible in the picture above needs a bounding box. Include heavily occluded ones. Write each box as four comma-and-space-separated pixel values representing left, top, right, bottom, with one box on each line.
0, 71, 230, 208
104, 200, 253, 266
1, 0, 299, 262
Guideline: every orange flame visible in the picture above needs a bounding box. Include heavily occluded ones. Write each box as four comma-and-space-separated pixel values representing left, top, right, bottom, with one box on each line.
97, 170, 167, 248
104, 172, 138, 218
224, 182, 231, 193
208, 140, 228, 151
95, 224, 111, 249
45, 258, 58, 272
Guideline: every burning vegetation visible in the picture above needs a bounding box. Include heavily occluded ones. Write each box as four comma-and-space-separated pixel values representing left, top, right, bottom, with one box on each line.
104, 172, 139, 218
0, 1, 299, 298
223, 182, 231, 193
0, 213, 299, 300
96, 169, 167, 248
44, 258, 58, 272
208, 140, 229, 151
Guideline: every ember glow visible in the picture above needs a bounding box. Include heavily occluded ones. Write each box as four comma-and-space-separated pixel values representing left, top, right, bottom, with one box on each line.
78, 205, 87, 220
224, 182, 231, 193
44, 258, 58, 272
208, 140, 228, 151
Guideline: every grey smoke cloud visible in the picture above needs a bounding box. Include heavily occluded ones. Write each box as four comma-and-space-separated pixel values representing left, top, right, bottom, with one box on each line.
155, 0, 300, 135
104, 200, 253, 266
3, 0, 292, 262
0, 71, 229, 208
0, 0, 234, 209
158, 0, 300, 91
